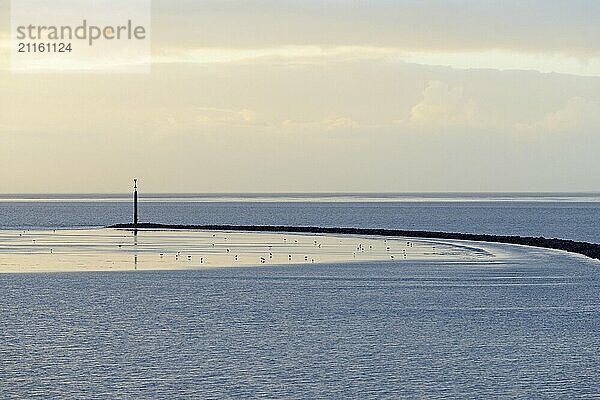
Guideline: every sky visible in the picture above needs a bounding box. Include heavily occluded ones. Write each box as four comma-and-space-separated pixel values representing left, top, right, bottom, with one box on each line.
0, 0, 599, 193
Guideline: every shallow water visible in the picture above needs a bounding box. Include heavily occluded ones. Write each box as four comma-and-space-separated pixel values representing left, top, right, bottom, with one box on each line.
1, 247, 599, 398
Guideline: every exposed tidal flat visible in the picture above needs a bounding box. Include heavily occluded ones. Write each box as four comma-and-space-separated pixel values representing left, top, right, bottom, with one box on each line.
0, 228, 500, 273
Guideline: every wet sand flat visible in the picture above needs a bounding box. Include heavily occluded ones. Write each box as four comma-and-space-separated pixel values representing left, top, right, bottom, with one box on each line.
0, 228, 503, 273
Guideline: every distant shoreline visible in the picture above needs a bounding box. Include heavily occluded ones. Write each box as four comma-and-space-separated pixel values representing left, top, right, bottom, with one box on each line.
110, 223, 600, 262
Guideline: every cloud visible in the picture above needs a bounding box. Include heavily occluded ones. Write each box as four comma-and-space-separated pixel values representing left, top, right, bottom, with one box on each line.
281, 116, 359, 131
196, 107, 258, 125
3, 2, 600, 76
156, 46, 396, 66
154, 46, 600, 77
150, 1, 600, 57
397, 50, 600, 78
162, 106, 361, 135
517, 97, 600, 133
193, 107, 359, 133
149, 2, 600, 77
398, 81, 486, 129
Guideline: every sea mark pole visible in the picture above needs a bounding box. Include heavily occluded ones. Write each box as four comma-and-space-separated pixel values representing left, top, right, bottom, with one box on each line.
133, 179, 138, 228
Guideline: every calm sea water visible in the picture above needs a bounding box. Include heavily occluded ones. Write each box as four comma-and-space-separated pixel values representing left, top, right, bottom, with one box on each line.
1, 194, 599, 398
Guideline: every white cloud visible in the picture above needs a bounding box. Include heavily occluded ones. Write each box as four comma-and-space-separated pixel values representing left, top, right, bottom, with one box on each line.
398, 81, 486, 129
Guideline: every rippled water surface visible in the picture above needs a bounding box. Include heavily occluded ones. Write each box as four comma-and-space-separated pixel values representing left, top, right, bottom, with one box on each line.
1, 245, 599, 398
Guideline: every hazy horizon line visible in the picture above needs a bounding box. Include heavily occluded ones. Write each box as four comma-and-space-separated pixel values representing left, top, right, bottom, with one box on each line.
1, 191, 598, 196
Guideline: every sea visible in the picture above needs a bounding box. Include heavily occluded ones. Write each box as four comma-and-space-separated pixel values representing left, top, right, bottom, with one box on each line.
1, 193, 599, 398
1, 192, 599, 242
